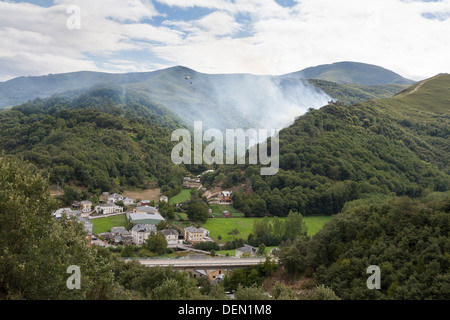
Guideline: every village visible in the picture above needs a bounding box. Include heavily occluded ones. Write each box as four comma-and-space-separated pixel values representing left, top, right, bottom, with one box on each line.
52, 179, 268, 285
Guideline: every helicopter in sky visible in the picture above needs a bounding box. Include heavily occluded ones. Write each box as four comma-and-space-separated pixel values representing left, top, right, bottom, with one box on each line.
184, 75, 193, 84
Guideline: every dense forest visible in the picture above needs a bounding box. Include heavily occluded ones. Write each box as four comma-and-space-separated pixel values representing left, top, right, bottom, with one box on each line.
0, 86, 190, 193
278, 192, 450, 299
202, 76, 449, 217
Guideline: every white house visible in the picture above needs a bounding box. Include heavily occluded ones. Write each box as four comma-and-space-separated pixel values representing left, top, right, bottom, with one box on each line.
108, 193, 123, 203
52, 208, 76, 219
219, 191, 232, 204
123, 197, 134, 206
94, 203, 123, 214
80, 201, 92, 213
131, 224, 157, 245
159, 196, 169, 203
72, 201, 92, 213
160, 229, 179, 245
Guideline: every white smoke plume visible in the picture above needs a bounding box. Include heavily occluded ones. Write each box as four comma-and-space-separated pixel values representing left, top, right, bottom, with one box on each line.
210, 73, 332, 132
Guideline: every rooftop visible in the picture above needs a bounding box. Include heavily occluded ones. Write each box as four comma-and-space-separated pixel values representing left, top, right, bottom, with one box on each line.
236, 244, 257, 253
160, 229, 179, 236
185, 226, 208, 233
134, 206, 159, 213
129, 212, 165, 223
132, 224, 157, 233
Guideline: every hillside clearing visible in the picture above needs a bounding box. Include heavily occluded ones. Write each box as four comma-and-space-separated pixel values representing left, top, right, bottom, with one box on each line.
123, 188, 161, 202
169, 189, 192, 204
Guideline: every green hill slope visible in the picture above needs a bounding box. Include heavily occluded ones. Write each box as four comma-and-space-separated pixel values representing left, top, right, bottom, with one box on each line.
308, 79, 409, 105
0, 62, 416, 131
0, 86, 188, 192
204, 74, 449, 217
393, 73, 450, 114
292, 61, 415, 85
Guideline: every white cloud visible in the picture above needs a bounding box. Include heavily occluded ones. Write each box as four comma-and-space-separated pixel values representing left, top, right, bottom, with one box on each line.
151, 0, 450, 80
0, 0, 178, 80
1, 0, 450, 81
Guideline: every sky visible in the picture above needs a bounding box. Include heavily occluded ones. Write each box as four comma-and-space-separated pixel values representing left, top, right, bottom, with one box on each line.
0, 0, 449, 82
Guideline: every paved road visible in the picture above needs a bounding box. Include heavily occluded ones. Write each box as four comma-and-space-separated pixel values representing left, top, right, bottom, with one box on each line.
129, 257, 270, 268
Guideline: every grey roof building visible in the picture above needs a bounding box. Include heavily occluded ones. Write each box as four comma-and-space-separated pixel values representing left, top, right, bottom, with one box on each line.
129, 211, 165, 225
131, 224, 157, 245
235, 244, 257, 258
134, 206, 159, 214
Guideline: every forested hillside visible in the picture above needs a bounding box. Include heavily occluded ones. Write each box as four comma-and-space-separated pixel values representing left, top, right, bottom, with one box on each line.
203, 75, 450, 217
0, 85, 188, 192
308, 79, 409, 105
278, 192, 450, 299
1, 63, 414, 132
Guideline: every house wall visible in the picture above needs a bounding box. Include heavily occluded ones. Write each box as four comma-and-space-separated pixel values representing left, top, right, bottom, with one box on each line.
184, 231, 204, 243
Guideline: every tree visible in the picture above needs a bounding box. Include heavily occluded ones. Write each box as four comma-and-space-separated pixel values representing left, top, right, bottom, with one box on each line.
257, 244, 266, 256
122, 245, 136, 258
152, 278, 182, 300
306, 285, 340, 300
271, 282, 298, 300
0, 156, 119, 299
284, 211, 307, 240
152, 273, 200, 300
207, 285, 229, 300
253, 199, 267, 216
233, 284, 270, 300
272, 216, 284, 239
144, 233, 167, 255
156, 220, 171, 231
186, 200, 210, 223
279, 237, 309, 274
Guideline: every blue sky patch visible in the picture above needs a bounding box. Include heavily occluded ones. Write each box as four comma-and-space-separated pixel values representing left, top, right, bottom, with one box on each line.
153, 1, 214, 25
275, 0, 297, 8
422, 11, 450, 20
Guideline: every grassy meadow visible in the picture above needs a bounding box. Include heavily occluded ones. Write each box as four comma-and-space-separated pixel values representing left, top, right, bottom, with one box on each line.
91, 214, 129, 234
169, 189, 192, 204
202, 215, 333, 243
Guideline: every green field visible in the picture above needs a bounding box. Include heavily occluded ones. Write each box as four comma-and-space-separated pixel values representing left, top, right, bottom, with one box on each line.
202, 216, 333, 242
91, 214, 129, 234
209, 204, 245, 217
169, 189, 191, 204
303, 216, 334, 235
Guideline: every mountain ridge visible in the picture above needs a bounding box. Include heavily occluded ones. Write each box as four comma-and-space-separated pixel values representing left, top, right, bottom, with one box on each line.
0, 61, 415, 108
288, 61, 415, 86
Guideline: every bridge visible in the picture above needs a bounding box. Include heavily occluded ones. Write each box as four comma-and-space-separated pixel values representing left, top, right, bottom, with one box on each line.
126, 257, 271, 270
